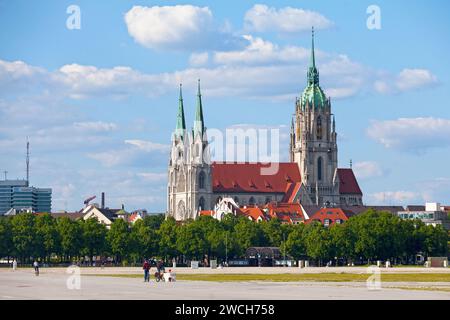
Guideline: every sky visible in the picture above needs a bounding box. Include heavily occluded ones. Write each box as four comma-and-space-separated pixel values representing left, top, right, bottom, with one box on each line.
0, 0, 449, 212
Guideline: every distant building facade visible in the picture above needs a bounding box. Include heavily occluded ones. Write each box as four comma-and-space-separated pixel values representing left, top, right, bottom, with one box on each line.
0, 180, 51, 215
398, 202, 450, 230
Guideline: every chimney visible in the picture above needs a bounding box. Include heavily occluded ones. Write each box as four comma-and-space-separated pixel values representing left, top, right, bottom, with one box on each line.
101, 192, 105, 209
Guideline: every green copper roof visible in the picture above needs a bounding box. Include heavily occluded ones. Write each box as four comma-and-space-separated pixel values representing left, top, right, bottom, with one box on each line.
301, 27, 328, 110
194, 79, 205, 137
175, 84, 186, 138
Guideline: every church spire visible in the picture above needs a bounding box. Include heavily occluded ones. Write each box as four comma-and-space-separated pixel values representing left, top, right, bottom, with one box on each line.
307, 27, 319, 86
175, 83, 186, 139
194, 79, 205, 137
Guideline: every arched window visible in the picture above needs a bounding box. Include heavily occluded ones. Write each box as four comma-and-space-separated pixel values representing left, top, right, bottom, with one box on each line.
234, 196, 239, 205
199, 197, 205, 211
198, 171, 205, 189
317, 157, 323, 181
249, 197, 255, 206
316, 116, 322, 140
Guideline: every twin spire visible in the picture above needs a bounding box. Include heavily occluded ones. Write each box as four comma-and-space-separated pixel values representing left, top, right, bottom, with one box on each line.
175, 79, 205, 139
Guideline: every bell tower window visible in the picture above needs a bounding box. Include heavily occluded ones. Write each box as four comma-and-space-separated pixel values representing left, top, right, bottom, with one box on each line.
316, 116, 322, 140
198, 171, 205, 189
317, 157, 323, 181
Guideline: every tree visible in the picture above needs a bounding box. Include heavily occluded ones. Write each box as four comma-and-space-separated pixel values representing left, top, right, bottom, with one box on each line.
421, 224, 448, 257
304, 222, 332, 265
176, 221, 208, 260
285, 224, 306, 260
0, 217, 13, 261
130, 219, 158, 262
157, 217, 179, 260
81, 218, 107, 263
260, 219, 283, 247
56, 217, 83, 262
233, 217, 264, 255
35, 213, 60, 262
11, 213, 37, 263
143, 214, 165, 230
106, 218, 130, 264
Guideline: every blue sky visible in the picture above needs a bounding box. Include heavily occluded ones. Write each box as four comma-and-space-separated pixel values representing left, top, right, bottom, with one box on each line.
1, 0, 449, 212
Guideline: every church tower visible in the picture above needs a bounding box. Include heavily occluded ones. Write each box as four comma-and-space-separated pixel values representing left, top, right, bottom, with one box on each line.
167, 81, 212, 220
290, 28, 339, 206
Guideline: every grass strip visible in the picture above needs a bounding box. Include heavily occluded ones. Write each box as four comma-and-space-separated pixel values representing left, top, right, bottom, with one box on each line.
85, 273, 450, 283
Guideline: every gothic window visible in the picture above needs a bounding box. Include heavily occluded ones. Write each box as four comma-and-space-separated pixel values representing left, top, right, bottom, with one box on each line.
249, 197, 255, 206
198, 171, 206, 189
316, 116, 322, 140
177, 200, 186, 220
234, 196, 239, 205
265, 197, 271, 204
199, 197, 205, 211
317, 157, 323, 181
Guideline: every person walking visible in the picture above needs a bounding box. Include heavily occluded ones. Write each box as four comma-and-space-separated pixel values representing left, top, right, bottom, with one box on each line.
33, 260, 39, 276
143, 259, 150, 282
12, 259, 17, 271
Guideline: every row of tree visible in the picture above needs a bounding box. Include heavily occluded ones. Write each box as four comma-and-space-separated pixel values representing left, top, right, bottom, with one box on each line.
0, 209, 448, 266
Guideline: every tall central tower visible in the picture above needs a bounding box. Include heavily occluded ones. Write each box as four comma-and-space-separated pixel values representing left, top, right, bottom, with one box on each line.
290, 28, 339, 205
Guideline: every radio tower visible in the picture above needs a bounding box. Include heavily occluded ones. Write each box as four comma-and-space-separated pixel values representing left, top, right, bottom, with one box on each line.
26, 137, 30, 187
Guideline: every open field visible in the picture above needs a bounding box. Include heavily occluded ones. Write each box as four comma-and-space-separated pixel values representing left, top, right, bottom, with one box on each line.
0, 267, 449, 300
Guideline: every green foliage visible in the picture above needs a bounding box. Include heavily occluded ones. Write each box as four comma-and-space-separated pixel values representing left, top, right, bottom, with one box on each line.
81, 218, 107, 259
56, 217, 83, 261
0, 217, 13, 258
2, 209, 448, 265
285, 224, 306, 259
35, 213, 60, 260
106, 219, 130, 262
11, 213, 37, 261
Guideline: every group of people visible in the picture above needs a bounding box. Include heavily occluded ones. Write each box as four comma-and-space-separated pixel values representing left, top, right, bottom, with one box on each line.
143, 258, 166, 282
11, 259, 40, 276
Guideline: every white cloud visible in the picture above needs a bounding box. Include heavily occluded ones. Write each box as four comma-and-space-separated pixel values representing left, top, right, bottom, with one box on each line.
189, 52, 209, 66
124, 5, 243, 51
369, 191, 421, 204
137, 172, 167, 182
353, 161, 385, 179
124, 139, 169, 152
213, 35, 309, 66
244, 4, 333, 33
374, 68, 438, 94
73, 121, 117, 132
367, 117, 450, 153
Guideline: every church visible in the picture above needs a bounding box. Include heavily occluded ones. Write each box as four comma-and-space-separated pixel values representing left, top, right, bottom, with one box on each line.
167, 29, 363, 221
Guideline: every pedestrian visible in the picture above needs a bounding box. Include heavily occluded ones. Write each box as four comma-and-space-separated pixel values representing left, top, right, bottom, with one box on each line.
143, 259, 150, 282
12, 259, 17, 271
33, 260, 39, 276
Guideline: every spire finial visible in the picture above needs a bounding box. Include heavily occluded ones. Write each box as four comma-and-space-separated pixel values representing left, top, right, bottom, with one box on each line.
194, 79, 205, 137
307, 26, 319, 86
175, 83, 186, 139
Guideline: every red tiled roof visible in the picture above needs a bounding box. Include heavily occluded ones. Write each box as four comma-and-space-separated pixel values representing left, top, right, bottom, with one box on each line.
200, 210, 214, 216
281, 182, 302, 203
337, 168, 362, 195
211, 162, 301, 193
306, 207, 354, 225
240, 207, 267, 221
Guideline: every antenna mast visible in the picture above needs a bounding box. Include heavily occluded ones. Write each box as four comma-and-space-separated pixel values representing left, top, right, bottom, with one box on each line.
26, 137, 30, 186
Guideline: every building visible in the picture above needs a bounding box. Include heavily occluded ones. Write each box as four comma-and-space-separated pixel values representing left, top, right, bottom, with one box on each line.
398, 202, 450, 230
167, 29, 363, 221
306, 207, 356, 227
0, 179, 52, 215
